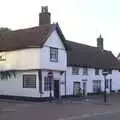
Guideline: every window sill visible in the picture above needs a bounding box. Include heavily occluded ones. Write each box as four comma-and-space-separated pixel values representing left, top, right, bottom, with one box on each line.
83, 74, 88, 76
50, 60, 58, 63
72, 74, 79, 75
23, 87, 37, 89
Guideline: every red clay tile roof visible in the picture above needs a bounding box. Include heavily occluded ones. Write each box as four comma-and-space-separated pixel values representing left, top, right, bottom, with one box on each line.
0, 23, 64, 51
65, 40, 120, 70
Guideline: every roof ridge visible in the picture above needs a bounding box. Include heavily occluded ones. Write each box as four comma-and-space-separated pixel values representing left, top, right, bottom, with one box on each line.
66, 40, 112, 53
1, 24, 56, 35
66, 40, 97, 48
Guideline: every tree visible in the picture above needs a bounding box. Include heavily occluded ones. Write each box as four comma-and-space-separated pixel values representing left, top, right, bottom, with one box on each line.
0, 27, 11, 34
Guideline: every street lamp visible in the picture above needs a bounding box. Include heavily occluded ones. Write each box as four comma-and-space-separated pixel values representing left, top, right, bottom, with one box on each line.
102, 70, 109, 103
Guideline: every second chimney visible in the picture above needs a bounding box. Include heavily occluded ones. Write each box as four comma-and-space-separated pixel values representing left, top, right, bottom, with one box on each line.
97, 34, 104, 50
39, 6, 51, 25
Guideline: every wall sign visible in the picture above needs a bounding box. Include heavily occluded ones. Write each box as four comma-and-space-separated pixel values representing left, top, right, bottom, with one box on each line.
0, 55, 6, 61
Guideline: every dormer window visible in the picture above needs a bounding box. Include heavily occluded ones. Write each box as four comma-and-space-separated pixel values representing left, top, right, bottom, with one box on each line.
50, 47, 58, 62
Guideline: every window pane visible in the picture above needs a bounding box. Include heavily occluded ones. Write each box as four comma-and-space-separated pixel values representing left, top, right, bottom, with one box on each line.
83, 68, 88, 75
44, 76, 53, 91
23, 75, 36, 88
50, 47, 58, 62
108, 69, 112, 74
93, 80, 101, 92
72, 67, 79, 75
95, 69, 99, 75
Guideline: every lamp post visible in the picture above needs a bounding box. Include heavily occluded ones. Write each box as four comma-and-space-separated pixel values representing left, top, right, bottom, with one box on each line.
102, 70, 109, 103
48, 71, 53, 103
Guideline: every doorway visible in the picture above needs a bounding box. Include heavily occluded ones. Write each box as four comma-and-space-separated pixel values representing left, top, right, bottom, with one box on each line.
83, 82, 87, 96
73, 82, 81, 96
54, 80, 59, 99
110, 79, 112, 92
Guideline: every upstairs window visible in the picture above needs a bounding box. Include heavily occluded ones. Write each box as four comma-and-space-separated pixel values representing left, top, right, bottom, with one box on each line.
83, 68, 88, 75
50, 47, 58, 62
108, 69, 112, 74
72, 67, 79, 75
95, 69, 99, 75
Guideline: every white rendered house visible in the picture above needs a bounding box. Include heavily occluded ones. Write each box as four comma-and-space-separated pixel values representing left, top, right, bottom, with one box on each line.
0, 7, 67, 99
65, 37, 120, 96
0, 6, 120, 100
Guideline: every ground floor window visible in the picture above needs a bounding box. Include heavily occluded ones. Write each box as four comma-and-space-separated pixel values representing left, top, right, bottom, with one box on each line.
23, 74, 36, 88
44, 76, 53, 91
93, 80, 101, 92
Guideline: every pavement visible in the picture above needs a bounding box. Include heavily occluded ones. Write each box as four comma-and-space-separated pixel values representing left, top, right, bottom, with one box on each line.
0, 94, 120, 120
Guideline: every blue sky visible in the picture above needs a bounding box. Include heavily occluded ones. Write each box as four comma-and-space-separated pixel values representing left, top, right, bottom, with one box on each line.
0, 0, 120, 56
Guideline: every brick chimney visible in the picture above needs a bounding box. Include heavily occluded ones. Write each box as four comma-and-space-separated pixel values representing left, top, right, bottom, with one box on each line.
97, 34, 104, 50
39, 6, 51, 25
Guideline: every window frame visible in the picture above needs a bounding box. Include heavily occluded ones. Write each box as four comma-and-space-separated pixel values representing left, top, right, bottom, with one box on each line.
72, 67, 79, 75
108, 69, 112, 74
44, 76, 53, 91
83, 68, 88, 75
50, 47, 58, 62
93, 80, 101, 92
95, 69, 99, 75
23, 74, 36, 88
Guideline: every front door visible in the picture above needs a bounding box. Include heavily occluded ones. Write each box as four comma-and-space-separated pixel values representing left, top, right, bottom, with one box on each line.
110, 79, 112, 92
83, 82, 87, 96
73, 82, 81, 96
54, 80, 59, 99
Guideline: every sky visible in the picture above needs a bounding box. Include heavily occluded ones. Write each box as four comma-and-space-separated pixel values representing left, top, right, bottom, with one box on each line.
0, 0, 120, 56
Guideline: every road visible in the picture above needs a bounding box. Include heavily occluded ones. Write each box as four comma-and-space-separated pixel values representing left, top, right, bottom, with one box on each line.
81, 112, 120, 120
57, 111, 120, 120
0, 94, 120, 120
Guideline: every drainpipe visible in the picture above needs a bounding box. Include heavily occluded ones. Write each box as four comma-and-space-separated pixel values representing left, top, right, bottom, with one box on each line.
64, 71, 67, 97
